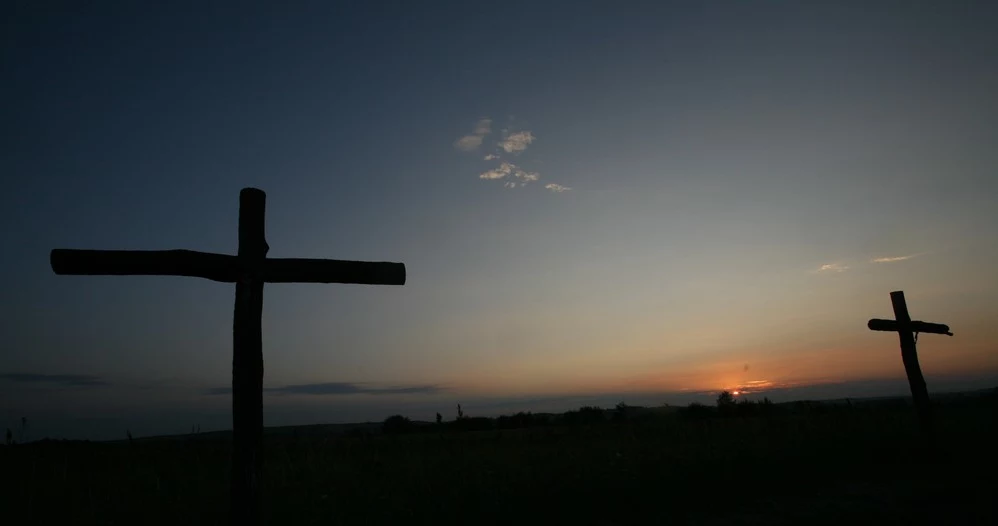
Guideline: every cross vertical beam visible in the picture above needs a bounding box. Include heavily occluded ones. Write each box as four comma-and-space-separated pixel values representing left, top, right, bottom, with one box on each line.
232, 188, 268, 525
889, 291, 934, 443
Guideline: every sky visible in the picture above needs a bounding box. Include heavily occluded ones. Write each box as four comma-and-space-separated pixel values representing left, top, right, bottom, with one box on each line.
2, 1, 997, 441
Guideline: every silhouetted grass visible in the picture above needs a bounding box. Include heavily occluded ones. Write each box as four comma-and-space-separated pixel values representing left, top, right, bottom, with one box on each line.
1, 391, 995, 525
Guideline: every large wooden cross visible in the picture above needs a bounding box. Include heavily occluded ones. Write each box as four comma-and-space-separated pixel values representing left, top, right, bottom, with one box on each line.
50, 188, 406, 525
867, 290, 952, 442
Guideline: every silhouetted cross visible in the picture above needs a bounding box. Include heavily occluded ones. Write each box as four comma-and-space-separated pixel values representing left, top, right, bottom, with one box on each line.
868, 290, 952, 443
50, 188, 406, 526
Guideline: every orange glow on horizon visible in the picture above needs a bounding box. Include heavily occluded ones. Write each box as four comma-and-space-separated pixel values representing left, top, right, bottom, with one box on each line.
432, 332, 998, 400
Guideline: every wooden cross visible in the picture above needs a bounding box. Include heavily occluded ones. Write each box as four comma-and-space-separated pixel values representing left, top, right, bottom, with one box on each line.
867, 290, 952, 442
50, 188, 406, 525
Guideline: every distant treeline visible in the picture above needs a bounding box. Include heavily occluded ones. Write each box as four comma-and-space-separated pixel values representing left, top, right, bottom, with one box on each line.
373, 388, 998, 437
6, 387, 994, 445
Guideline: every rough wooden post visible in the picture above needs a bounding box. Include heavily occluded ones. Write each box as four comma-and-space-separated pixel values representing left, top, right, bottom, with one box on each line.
232, 188, 268, 525
889, 291, 934, 444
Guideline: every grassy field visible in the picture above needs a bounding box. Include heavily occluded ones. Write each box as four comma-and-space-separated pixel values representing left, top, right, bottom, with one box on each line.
2, 391, 995, 525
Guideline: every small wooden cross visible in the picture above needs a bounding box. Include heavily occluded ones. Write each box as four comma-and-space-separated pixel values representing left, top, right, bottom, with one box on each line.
50, 188, 406, 525
868, 290, 952, 442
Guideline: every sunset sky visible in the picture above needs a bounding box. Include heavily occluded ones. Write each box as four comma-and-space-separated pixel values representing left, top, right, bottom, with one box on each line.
3, 1, 997, 440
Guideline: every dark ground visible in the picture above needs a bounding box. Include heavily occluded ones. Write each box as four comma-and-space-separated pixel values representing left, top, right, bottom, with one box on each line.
2, 391, 995, 525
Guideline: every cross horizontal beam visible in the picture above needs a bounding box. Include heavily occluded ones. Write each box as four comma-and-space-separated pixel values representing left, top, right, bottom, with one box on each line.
867, 318, 952, 336
50, 249, 406, 286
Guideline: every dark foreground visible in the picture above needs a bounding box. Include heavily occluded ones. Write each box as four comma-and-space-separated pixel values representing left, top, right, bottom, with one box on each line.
2, 392, 995, 525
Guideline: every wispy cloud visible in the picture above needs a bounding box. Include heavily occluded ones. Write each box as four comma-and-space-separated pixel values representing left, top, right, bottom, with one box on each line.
498, 130, 535, 154
514, 168, 538, 183
454, 118, 492, 151
480, 161, 515, 180
544, 183, 571, 193
454, 135, 483, 151
206, 382, 443, 396
0, 373, 108, 387
482, 163, 540, 189
269, 382, 442, 396
472, 119, 491, 136
484, 154, 499, 161
871, 253, 922, 263
815, 263, 849, 273
729, 379, 775, 394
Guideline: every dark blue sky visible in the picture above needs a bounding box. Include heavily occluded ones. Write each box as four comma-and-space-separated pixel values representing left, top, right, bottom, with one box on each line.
3, 1, 997, 440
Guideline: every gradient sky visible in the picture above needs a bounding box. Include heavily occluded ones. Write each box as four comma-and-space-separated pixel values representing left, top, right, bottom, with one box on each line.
3, 1, 997, 440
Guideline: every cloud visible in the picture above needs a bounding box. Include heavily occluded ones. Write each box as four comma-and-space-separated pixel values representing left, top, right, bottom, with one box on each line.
454, 118, 492, 151
0, 373, 107, 387
484, 154, 499, 161
482, 163, 540, 188
544, 183, 571, 193
268, 382, 442, 396
206, 382, 443, 396
454, 135, 484, 151
815, 263, 849, 273
479, 161, 516, 180
472, 118, 491, 135
721, 379, 779, 395
514, 169, 539, 183
498, 131, 535, 153
871, 253, 922, 263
